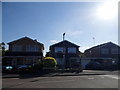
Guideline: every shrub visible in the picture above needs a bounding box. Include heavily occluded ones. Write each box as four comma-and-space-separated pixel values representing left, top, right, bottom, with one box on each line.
42, 57, 57, 69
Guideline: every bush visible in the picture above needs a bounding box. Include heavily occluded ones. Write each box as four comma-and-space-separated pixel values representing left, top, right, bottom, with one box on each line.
42, 57, 57, 69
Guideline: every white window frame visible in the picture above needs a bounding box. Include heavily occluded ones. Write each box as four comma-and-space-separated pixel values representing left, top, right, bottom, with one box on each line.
111, 48, 118, 54
101, 48, 109, 54
68, 47, 76, 53
26, 45, 39, 52
55, 47, 64, 53
12, 45, 22, 52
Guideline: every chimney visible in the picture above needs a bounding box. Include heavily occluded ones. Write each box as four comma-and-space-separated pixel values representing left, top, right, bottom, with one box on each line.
34, 39, 37, 42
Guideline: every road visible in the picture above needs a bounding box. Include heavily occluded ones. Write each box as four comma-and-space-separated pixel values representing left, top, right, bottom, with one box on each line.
2, 70, 119, 88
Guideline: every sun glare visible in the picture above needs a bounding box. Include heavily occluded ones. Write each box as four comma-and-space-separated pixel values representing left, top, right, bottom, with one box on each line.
96, 1, 118, 20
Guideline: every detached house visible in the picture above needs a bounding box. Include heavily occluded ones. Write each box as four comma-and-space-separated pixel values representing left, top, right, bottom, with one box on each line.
3, 37, 44, 67
84, 42, 120, 69
49, 40, 81, 69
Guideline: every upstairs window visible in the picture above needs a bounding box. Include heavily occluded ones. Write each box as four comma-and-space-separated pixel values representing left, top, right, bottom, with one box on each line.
101, 48, 109, 54
111, 48, 118, 54
68, 47, 76, 53
55, 47, 64, 53
26, 45, 39, 52
12, 45, 22, 52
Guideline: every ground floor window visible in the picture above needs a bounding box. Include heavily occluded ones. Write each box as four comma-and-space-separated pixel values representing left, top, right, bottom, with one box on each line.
3, 57, 41, 66
56, 58, 64, 65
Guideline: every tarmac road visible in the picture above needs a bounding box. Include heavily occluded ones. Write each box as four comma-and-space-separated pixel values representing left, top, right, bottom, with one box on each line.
2, 70, 119, 88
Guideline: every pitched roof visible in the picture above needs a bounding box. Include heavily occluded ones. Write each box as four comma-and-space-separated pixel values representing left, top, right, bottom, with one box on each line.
85, 42, 120, 52
50, 40, 80, 47
7, 36, 44, 46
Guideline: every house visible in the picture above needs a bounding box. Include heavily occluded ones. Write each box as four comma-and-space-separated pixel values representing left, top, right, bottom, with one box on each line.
49, 40, 81, 69
2, 37, 44, 67
84, 42, 120, 69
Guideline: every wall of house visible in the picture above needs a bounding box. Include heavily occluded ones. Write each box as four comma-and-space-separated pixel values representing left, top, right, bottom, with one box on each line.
84, 48, 101, 57
3, 56, 42, 66
50, 47, 79, 55
84, 44, 120, 59
9, 39, 43, 53
3, 37, 44, 67
84, 43, 120, 69
49, 41, 81, 68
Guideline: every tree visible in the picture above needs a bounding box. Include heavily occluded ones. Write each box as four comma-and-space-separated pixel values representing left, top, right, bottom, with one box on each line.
0, 42, 5, 56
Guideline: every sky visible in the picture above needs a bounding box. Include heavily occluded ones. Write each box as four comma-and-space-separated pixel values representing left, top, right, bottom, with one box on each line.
2, 2, 118, 55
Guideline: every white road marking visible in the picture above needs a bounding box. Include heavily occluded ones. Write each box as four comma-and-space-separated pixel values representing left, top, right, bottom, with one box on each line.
100, 75, 119, 79
33, 80, 75, 83
87, 77, 94, 79
101, 76, 105, 78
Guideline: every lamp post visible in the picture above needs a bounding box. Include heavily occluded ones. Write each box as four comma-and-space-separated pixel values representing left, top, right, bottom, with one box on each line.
63, 33, 65, 41
63, 33, 65, 70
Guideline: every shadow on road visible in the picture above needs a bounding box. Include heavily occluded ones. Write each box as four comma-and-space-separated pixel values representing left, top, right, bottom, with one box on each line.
2, 71, 52, 79
54, 73, 105, 77
3, 69, 118, 79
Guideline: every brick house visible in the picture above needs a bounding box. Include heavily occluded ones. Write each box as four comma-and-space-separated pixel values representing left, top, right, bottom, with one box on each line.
84, 42, 120, 69
49, 40, 81, 69
3, 37, 44, 67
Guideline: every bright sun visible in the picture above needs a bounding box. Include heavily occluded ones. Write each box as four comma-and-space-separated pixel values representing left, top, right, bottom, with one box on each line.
96, 1, 118, 20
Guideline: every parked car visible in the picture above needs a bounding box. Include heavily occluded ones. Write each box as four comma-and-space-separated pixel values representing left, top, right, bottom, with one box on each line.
69, 64, 83, 73
17, 64, 35, 72
85, 61, 103, 70
2, 65, 14, 73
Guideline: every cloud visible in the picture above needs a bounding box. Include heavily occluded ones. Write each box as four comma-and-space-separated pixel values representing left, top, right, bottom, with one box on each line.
66, 30, 83, 38
49, 40, 59, 43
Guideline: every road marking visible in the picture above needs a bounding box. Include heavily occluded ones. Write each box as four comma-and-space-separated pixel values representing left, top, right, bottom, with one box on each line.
87, 77, 94, 79
100, 75, 119, 79
101, 76, 105, 78
32, 80, 75, 83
